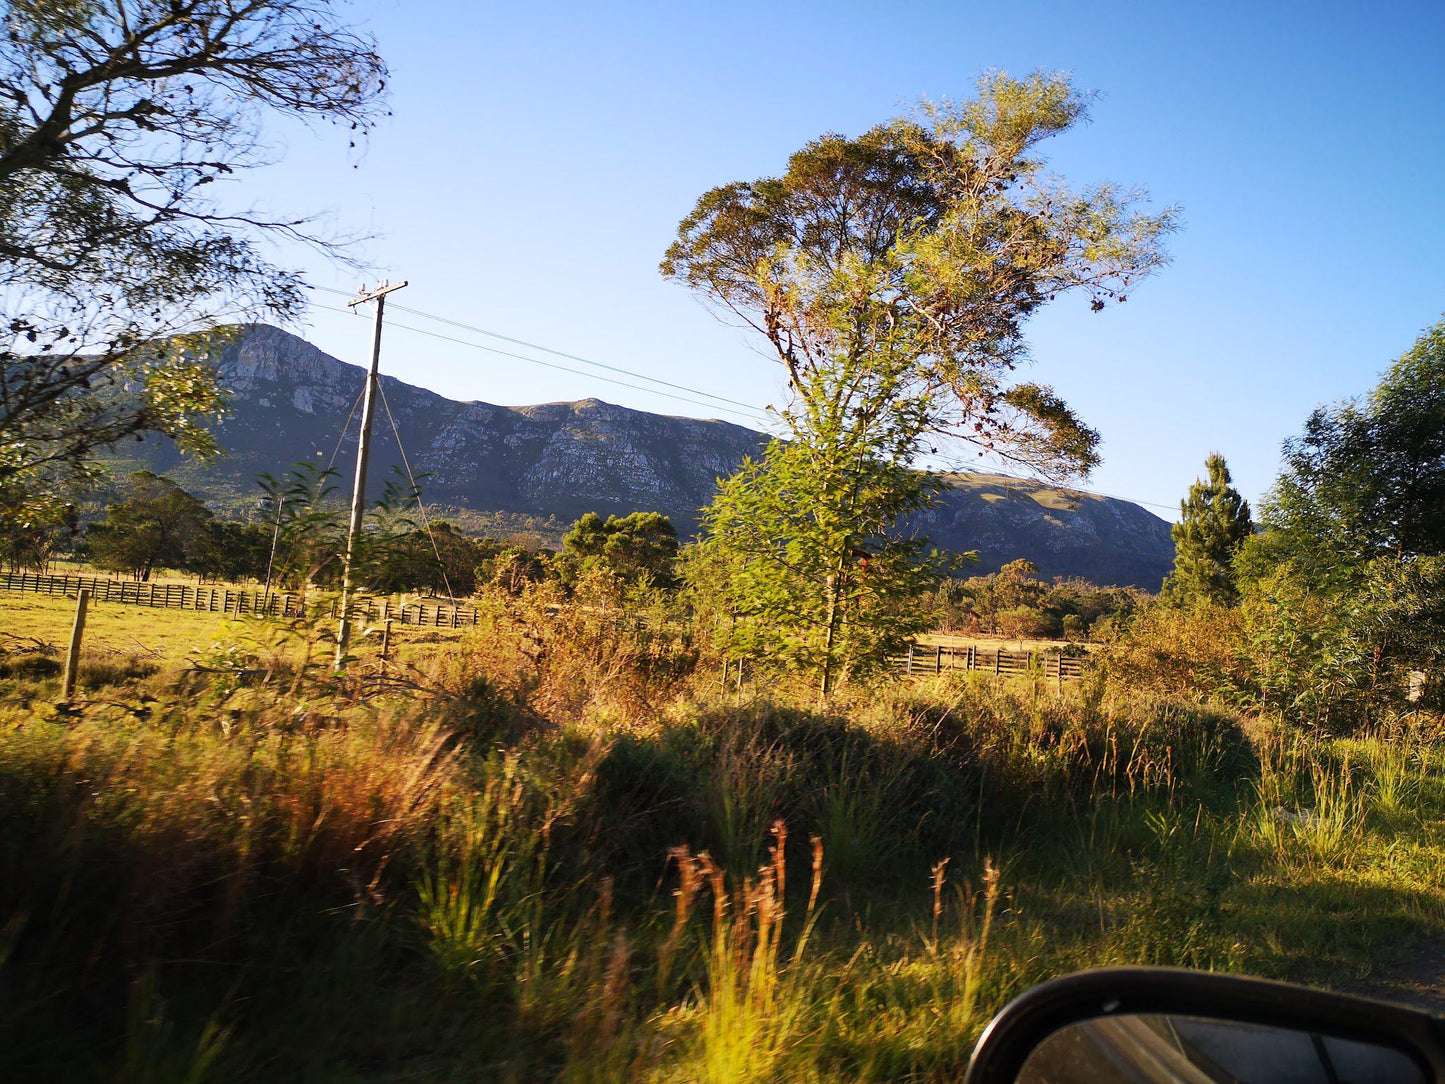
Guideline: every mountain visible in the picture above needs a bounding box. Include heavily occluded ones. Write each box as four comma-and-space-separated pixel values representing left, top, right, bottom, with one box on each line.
124, 324, 1175, 588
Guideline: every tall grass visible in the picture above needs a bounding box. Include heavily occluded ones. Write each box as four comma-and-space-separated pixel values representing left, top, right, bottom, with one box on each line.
414, 755, 541, 982
1248, 736, 1370, 863
3, 600, 1445, 1079
682, 824, 823, 1083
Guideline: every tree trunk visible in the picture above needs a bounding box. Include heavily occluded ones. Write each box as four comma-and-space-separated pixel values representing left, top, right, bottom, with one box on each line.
819, 562, 846, 698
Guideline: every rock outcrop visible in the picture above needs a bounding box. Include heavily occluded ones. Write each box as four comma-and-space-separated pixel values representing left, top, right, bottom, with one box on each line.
128, 324, 1174, 588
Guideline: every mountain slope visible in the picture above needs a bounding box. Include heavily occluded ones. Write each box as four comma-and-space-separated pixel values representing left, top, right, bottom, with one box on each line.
127, 324, 1174, 587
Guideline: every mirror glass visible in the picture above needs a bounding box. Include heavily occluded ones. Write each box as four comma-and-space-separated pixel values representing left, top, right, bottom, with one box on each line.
1017, 1013, 1426, 1084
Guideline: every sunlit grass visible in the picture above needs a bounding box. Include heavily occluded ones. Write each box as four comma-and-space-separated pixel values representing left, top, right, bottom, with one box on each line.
2, 600, 1445, 1079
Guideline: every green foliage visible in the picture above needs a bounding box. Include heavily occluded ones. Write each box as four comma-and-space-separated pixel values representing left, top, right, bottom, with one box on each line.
483, 543, 552, 595
1266, 318, 1445, 568
1237, 550, 1366, 725
1097, 600, 1251, 705
928, 561, 1140, 639
366, 522, 504, 597
667, 72, 1172, 691
190, 519, 274, 583
253, 462, 486, 595
250, 464, 347, 588
1163, 453, 1252, 606
1239, 545, 1445, 726
85, 470, 214, 580
0, 477, 76, 571
1237, 318, 1445, 726
662, 70, 1174, 484
1, 0, 386, 484
697, 437, 946, 693
559, 510, 679, 588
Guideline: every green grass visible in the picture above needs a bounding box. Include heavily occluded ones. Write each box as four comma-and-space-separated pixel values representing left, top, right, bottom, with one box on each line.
0, 590, 472, 684
2, 591, 1444, 1080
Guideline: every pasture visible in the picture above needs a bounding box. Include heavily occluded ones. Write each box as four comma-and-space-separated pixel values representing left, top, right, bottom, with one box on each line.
2, 582, 1443, 1080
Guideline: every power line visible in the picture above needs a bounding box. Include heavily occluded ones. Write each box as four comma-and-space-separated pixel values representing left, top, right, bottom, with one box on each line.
310, 300, 775, 426
312, 284, 761, 414
308, 291, 1178, 516
376, 378, 455, 603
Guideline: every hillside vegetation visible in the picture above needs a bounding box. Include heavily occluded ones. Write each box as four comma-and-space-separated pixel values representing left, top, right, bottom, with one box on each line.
112, 325, 1174, 588
2, 585, 1442, 1081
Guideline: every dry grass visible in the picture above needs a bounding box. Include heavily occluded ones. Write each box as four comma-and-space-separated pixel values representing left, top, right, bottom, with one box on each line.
3, 589, 1445, 1080
917, 631, 1091, 653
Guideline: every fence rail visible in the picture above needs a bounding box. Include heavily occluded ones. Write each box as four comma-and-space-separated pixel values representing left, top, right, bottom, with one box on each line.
0, 570, 483, 629
890, 642, 1089, 682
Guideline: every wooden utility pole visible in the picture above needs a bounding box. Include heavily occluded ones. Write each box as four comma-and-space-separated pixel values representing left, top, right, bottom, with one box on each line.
261, 493, 285, 613
58, 588, 89, 711
335, 279, 407, 669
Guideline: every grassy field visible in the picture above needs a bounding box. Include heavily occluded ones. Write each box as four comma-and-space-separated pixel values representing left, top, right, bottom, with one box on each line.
2, 586, 1443, 1080
3, 591, 239, 661
36, 557, 265, 589
1, 590, 470, 684
916, 631, 1090, 653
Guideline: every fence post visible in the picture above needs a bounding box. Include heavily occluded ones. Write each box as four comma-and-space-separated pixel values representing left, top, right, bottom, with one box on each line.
936, 645, 943, 674
58, 589, 90, 711
906, 643, 914, 675
994, 650, 1000, 676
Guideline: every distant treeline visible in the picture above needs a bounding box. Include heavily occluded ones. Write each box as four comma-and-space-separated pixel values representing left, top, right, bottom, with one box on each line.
6, 470, 1142, 643
923, 558, 1145, 641
3, 470, 682, 600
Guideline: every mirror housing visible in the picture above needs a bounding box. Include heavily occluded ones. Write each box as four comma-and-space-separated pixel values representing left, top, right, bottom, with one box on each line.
965, 967, 1445, 1084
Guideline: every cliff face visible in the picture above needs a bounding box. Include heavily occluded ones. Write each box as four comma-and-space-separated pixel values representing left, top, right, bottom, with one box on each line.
140, 324, 768, 527
130, 324, 1174, 588
916, 474, 1174, 589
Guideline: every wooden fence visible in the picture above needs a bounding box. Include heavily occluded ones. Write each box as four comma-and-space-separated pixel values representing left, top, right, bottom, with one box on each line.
890, 642, 1089, 682
0, 570, 483, 629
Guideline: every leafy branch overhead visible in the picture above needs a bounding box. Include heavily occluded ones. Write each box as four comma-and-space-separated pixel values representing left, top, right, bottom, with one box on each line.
0, 0, 388, 482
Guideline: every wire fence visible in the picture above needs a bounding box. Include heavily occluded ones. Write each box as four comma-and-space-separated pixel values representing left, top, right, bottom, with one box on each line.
0, 571, 483, 629
6, 571, 1093, 680
889, 642, 1090, 682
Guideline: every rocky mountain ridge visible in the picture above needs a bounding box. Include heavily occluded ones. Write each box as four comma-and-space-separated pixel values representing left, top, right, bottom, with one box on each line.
128, 324, 1175, 588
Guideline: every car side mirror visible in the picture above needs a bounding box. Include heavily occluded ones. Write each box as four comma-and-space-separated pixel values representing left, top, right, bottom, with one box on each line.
965, 967, 1445, 1084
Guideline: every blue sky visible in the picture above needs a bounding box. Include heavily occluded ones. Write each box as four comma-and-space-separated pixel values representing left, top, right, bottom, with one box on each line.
248, 0, 1445, 518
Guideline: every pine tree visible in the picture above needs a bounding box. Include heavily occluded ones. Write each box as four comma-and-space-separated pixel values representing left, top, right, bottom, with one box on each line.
1165, 454, 1253, 605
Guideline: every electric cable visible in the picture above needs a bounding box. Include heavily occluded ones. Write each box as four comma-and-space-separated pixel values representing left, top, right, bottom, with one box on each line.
311, 291, 1180, 516
374, 379, 456, 602
325, 382, 366, 475
311, 284, 763, 415
311, 300, 774, 426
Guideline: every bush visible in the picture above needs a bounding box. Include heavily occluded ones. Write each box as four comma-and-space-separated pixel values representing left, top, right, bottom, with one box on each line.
1095, 601, 1250, 705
